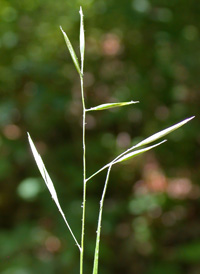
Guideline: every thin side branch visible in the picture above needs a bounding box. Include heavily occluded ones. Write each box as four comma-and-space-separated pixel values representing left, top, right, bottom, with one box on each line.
92, 165, 112, 274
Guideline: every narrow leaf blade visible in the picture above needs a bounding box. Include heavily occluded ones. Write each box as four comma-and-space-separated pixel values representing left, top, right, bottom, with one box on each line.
27, 133, 58, 202
136, 116, 195, 148
60, 26, 81, 75
79, 6, 85, 73
116, 140, 167, 163
86, 100, 139, 112
27, 133, 81, 250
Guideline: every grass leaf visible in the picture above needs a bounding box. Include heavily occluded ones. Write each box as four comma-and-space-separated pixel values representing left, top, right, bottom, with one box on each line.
60, 26, 81, 76
27, 133, 81, 251
86, 101, 139, 111
135, 116, 195, 148
115, 140, 167, 163
79, 7, 85, 73
27, 133, 58, 202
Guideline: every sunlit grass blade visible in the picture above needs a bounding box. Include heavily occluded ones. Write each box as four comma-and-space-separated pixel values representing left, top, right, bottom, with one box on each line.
115, 140, 167, 163
79, 6, 85, 74
60, 26, 81, 76
135, 116, 195, 148
86, 116, 194, 182
86, 100, 139, 112
27, 133, 81, 251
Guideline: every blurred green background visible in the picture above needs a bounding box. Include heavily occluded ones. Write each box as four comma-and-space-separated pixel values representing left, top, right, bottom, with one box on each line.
0, 0, 199, 273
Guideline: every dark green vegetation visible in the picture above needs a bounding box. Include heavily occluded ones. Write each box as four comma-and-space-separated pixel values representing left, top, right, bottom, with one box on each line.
0, 0, 199, 273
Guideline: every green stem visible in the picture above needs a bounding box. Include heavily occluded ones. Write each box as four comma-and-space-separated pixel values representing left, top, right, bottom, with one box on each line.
80, 75, 86, 274
80, 9, 86, 271
92, 165, 112, 274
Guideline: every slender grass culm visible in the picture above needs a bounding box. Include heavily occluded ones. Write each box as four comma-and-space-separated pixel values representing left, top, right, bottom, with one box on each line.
27, 7, 194, 274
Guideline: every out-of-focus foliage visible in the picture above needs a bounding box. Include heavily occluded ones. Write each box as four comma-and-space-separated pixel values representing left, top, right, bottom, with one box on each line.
0, 0, 199, 273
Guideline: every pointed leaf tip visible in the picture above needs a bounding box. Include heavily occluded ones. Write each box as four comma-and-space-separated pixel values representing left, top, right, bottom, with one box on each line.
135, 116, 194, 148
60, 26, 81, 75
186, 116, 195, 121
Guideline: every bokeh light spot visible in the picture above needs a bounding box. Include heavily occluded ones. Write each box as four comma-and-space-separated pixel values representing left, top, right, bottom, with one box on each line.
45, 236, 61, 253
2, 6, 17, 22
182, 25, 199, 40
102, 33, 122, 56
2, 31, 18, 48
3, 124, 21, 140
132, 0, 150, 13
17, 178, 43, 200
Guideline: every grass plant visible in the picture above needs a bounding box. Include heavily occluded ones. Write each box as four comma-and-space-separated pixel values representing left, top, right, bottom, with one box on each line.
28, 7, 194, 274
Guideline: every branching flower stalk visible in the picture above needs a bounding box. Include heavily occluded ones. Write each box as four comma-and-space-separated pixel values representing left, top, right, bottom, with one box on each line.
28, 7, 194, 274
